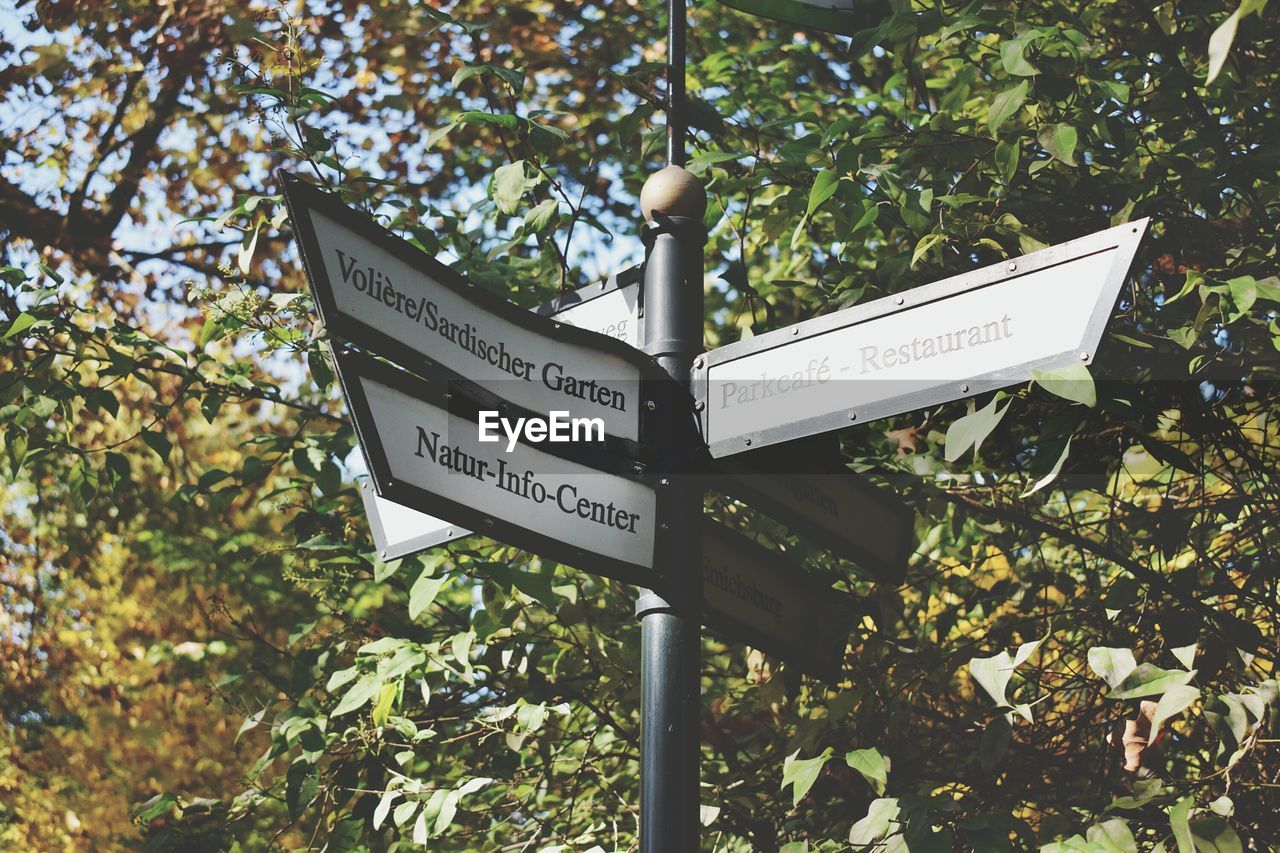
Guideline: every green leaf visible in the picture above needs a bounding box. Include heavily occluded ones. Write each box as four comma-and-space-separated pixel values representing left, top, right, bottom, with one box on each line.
782, 747, 832, 807
969, 650, 1015, 706
849, 798, 900, 846
238, 223, 261, 275
393, 799, 419, 827
1109, 665, 1196, 700
1254, 275, 1280, 304
373, 554, 402, 583
1038, 123, 1078, 165
1108, 778, 1165, 811
141, 430, 172, 462
331, 672, 380, 717
1088, 647, 1138, 689
373, 790, 399, 830
1021, 435, 1072, 497
944, 396, 1010, 462
1086, 818, 1138, 852
1206, 7, 1242, 84
845, 748, 888, 795
911, 233, 945, 268
371, 681, 397, 727
451, 63, 489, 88
236, 707, 266, 744
493, 161, 527, 215
988, 80, 1028, 133
1191, 816, 1243, 852
1032, 362, 1095, 406
1000, 38, 1039, 76
426, 121, 456, 150
1224, 275, 1257, 321
1169, 795, 1195, 853
981, 716, 1012, 772
806, 168, 839, 217
995, 139, 1019, 183
852, 200, 879, 232
2, 312, 38, 340
132, 792, 179, 824
524, 198, 560, 232
198, 316, 225, 349
1150, 685, 1200, 741
409, 569, 448, 621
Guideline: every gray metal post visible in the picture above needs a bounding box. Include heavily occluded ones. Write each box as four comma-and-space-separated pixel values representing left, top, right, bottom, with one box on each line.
636, 214, 703, 851
635, 1, 704, 849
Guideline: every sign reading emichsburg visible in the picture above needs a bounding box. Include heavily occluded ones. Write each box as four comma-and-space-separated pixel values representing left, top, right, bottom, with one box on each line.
278, 172, 661, 446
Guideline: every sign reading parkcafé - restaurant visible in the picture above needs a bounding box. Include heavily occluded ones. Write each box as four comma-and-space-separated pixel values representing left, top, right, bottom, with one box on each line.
694, 220, 1149, 457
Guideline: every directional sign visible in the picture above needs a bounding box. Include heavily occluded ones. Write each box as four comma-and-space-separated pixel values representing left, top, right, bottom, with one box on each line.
716, 0, 863, 34
535, 264, 644, 347
712, 435, 913, 582
334, 347, 662, 586
281, 173, 657, 444
360, 478, 470, 561
694, 220, 1149, 457
702, 520, 854, 680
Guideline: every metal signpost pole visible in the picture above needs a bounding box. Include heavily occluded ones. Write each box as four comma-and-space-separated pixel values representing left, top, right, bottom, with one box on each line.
636, 0, 704, 848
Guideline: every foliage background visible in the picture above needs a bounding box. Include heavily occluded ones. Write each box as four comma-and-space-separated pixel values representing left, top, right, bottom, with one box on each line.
1, 0, 1278, 849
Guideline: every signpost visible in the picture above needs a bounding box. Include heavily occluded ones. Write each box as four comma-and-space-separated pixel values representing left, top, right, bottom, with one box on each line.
333, 347, 662, 587
278, 2, 1153, 847
693, 220, 1149, 457
281, 175, 658, 445
701, 520, 853, 679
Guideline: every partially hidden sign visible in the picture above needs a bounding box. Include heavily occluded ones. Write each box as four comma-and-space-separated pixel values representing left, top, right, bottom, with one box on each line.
535, 264, 643, 348
716, 0, 862, 35
702, 520, 854, 680
333, 347, 661, 586
712, 435, 913, 583
281, 173, 655, 445
360, 477, 470, 562
694, 220, 1149, 457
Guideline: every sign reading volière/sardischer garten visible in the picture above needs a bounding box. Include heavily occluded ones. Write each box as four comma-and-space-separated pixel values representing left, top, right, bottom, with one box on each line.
280, 173, 654, 445
334, 348, 661, 586
695, 220, 1149, 457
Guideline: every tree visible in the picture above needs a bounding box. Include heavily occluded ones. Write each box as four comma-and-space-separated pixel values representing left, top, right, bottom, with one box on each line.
2, 0, 1278, 848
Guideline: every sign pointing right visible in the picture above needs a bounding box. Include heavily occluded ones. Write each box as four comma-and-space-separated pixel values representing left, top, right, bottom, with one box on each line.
694, 220, 1148, 457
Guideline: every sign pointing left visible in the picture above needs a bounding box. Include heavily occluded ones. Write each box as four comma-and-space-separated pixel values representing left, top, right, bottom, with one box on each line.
333, 347, 662, 586
281, 173, 653, 444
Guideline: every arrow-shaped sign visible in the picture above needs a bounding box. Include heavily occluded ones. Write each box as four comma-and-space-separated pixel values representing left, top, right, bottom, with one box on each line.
534, 263, 643, 347
360, 478, 470, 562
694, 220, 1148, 457
711, 435, 913, 583
333, 347, 663, 586
282, 174, 658, 446
701, 519, 854, 680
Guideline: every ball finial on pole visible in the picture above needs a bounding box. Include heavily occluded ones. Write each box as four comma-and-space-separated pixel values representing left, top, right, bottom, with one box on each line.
640, 165, 706, 222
